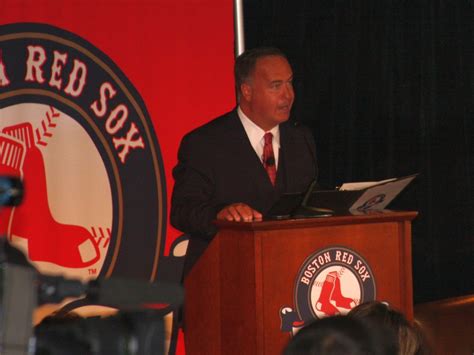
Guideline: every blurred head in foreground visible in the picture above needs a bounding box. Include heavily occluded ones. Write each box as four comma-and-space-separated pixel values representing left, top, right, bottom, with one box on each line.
348, 301, 429, 355
283, 315, 398, 355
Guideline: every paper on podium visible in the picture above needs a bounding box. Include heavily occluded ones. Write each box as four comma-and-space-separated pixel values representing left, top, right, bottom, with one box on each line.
309, 174, 418, 213
341, 174, 417, 211
339, 177, 397, 190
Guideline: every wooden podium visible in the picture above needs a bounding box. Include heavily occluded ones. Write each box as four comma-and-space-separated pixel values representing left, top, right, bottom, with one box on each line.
184, 210, 417, 354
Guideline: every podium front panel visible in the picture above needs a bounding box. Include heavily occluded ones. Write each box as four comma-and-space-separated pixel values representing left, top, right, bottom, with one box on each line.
185, 211, 416, 355
257, 221, 411, 353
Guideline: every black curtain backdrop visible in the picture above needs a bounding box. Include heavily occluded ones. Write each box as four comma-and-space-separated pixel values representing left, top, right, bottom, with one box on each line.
244, 0, 473, 304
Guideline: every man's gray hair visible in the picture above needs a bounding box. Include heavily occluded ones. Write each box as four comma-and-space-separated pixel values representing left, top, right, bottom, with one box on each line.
234, 47, 288, 101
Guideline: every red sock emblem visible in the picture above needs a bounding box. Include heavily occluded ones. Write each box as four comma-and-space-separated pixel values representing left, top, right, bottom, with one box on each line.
315, 272, 340, 316
315, 270, 357, 316
330, 271, 356, 309
0, 121, 100, 268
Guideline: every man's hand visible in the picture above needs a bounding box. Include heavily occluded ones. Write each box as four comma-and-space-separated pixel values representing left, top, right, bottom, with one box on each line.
217, 203, 263, 222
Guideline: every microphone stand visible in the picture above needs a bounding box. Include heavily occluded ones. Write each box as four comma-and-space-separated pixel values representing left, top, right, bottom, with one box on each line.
291, 179, 334, 218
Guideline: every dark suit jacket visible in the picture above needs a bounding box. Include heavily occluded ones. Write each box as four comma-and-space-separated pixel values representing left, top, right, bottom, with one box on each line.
170, 109, 317, 276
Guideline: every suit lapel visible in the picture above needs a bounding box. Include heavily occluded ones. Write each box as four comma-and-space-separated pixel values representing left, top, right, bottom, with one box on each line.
226, 111, 276, 190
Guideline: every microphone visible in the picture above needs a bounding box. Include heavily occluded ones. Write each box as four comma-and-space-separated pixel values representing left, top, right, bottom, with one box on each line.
293, 120, 319, 187
87, 277, 184, 308
292, 121, 333, 217
265, 157, 275, 166
38, 275, 86, 305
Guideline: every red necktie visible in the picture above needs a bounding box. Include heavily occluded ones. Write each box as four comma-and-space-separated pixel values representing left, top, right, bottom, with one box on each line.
263, 132, 277, 186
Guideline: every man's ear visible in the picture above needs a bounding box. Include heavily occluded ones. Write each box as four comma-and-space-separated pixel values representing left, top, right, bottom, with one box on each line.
241, 82, 252, 102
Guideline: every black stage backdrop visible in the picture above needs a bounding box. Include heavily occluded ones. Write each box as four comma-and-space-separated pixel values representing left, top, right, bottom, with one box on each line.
244, 0, 473, 304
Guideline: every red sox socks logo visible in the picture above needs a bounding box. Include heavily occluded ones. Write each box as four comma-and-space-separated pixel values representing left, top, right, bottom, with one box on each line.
356, 194, 386, 211
0, 23, 168, 282
0, 22, 188, 354
279, 247, 376, 335
0, 106, 109, 270
315, 269, 357, 316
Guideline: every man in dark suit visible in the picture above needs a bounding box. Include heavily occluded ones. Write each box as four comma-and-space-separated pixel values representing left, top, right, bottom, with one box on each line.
171, 47, 318, 276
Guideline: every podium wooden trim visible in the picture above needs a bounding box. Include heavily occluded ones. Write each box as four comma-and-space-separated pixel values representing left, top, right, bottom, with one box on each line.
184, 210, 417, 354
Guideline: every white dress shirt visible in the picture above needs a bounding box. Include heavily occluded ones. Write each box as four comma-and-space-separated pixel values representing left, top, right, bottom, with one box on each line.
237, 106, 280, 168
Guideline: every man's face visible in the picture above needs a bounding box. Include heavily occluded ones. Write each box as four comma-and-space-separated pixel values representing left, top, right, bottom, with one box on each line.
241, 55, 294, 130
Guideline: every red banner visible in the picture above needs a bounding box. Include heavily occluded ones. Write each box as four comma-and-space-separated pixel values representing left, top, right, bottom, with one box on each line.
1, 1, 235, 353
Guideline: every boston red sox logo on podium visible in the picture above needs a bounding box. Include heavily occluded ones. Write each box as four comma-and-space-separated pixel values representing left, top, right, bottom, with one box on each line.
280, 246, 376, 334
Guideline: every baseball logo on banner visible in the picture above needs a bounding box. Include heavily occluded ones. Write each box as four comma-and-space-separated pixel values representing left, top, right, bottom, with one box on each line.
279, 246, 376, 335
0, 23, 167, 282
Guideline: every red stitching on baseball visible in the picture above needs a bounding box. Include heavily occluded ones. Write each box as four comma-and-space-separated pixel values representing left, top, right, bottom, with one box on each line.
35, 128, 47, 146
49, 106, 59, 117
41, 121, 52, 137
90, 226, 111, 249
35, 107, 59, 146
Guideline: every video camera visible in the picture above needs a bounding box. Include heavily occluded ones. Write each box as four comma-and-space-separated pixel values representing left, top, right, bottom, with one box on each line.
0, 178, 183, 355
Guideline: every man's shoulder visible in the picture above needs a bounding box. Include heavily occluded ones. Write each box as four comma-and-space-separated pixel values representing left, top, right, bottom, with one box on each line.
183, 109, 239, 141
281, 120, 314, 140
